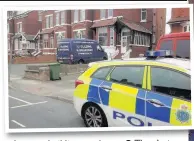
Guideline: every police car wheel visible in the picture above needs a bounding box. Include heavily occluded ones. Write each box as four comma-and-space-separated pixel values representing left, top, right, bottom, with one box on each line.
83, 104, 108, 127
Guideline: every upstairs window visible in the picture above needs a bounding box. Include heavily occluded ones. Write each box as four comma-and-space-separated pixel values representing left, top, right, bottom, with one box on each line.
74, 10, 78, 23
80, 10, 85, 21
141, 9, 147, 22
108, 9, 113, 18
100, 9, 106, 19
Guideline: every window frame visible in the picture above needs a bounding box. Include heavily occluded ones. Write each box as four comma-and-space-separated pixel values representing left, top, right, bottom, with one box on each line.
80, 9, 85, 21
74, 10, 79, 23
108, 9, 113, 18
141, 9, 147, 22
61, 11, 65, 25
149, 66, 191, 102
55, 11, 60, 26
106, 65, 146, 89
100, 9, 106, 19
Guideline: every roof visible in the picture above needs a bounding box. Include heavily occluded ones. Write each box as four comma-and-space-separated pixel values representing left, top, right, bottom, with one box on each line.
89, 58, 190, 72
159, 32, 190, 39
167, 17, 190, 24
91, 18, 117, 28
119, 19, 152, 34
91, 18, 152, 34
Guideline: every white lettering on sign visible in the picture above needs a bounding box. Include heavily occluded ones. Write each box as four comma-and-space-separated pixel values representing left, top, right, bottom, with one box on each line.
76, 44, 93, 55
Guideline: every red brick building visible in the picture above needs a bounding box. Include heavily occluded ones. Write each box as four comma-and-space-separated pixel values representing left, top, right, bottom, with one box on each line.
7, 11, 41, 56
8, 9, 166, 63
167, 8, 190, 33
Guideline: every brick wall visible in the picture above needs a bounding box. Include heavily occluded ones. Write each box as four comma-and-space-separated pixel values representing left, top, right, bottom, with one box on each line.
171, 8, 190, 19
171, 24, 183, 33
8, 55, 57, 64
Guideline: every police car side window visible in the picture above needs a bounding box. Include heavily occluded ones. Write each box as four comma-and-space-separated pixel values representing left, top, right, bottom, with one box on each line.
151, 67, 191, 101
92, 67, 112, 80
109, 66, 144, 88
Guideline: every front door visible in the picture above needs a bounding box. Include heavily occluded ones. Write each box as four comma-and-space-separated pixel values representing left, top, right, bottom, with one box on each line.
100, 65, 148, 127
145, 66, 191, 126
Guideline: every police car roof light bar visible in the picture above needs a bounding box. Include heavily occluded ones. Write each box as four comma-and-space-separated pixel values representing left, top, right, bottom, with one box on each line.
146, 50, 174, 59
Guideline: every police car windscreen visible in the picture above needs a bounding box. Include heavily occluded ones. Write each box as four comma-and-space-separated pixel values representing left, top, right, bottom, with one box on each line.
176, 39, 190, 59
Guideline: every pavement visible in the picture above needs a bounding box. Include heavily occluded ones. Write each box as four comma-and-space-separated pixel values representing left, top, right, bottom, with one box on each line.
9, 87, 85, 128
9, 64, 81, 102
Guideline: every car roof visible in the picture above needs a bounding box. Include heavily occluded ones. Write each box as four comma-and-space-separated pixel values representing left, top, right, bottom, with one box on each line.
160, 32, 190, 39
89, 57, 190, 72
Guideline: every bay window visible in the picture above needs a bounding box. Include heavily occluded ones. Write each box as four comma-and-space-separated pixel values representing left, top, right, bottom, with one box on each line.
134, 31, 150, 47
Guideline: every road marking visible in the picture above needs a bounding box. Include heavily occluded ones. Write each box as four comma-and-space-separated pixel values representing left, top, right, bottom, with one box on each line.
11, 101, 48, 109
11, 120, 26, 128
9, 95, 32, 104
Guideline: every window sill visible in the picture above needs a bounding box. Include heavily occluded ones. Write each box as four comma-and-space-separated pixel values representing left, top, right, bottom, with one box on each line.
43, 48, 56, 50
132, 44, 150, 48
140, 20, 147, 23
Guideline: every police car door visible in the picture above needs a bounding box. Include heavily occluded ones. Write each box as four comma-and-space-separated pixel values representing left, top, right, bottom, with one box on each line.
145, 66, 191, 126
99, 65, 148, 127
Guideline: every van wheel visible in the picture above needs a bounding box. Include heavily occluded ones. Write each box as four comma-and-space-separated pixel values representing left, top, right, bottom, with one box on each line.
82, 103, 108, 127
78, 60, 84, 64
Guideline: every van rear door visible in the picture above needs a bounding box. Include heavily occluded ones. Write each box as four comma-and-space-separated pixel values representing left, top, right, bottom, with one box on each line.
57, 41, 71, 63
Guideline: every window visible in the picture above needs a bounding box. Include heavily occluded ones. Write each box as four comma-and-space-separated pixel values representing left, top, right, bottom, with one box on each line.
183, 25, 190, 32
56, 32, 65, 42
92, 67, 112, 80
108, 9, 113, 18
110, 66, 144, 88
46, 16, 49, 28
43, 40, 48, 48
50, 37, 54, 48
17, 22, 22, 33
61, 11, 65, 24
46, 15, 53, 28
151, 67, 191, 100
110, 27, 114, 46
80, 10, 85, 21
133, 31, 150, 46
98, 27, 108, 46
50, 15, 53, 27
176, 40, 190, 59
38, 12, 42, 21
73, 30, 86, 39
74, 10, 78, 23
56, 12, 60, 25
159, 40, 173, 50
100, 9, 106, 19
141, 9, 147, 22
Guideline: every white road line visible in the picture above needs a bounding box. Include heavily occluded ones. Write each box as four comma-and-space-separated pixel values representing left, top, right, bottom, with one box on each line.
11, 101, 48, 109
11, 120, 26, 128
9, 96, 32, 104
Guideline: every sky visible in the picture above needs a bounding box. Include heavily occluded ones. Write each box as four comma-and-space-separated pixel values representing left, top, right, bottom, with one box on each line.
165, 8, 172, 34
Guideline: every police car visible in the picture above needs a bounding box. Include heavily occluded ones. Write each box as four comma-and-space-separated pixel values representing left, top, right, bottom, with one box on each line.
73, 50, 191, 127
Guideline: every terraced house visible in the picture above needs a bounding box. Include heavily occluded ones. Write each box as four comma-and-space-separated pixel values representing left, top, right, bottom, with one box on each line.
8, 9, 166, 63
7, 11, 42, 56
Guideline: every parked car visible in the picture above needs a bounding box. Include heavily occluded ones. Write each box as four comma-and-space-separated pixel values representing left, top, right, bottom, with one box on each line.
73, 50, 191, 127
155, 32, 190, 59
56, 39, 108, 64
